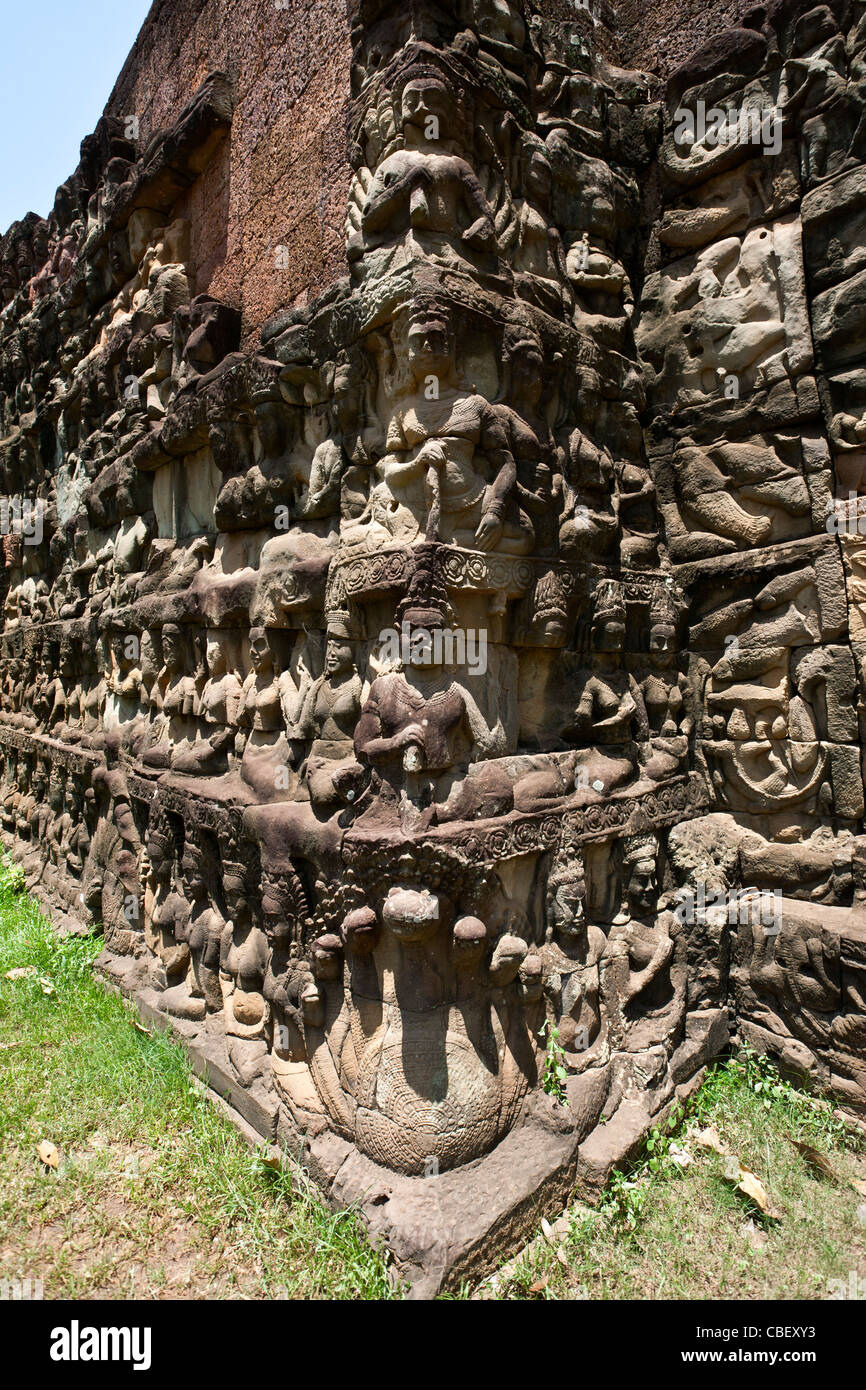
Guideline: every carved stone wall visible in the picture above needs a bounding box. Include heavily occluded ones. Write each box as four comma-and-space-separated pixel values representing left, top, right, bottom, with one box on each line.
1, 0, 865, 1292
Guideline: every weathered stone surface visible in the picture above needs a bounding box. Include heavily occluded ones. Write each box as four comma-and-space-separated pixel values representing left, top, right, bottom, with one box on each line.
1, 0, 866, 1293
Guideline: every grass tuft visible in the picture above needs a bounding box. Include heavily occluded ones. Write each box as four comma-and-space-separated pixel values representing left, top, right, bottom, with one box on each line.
0, 856, 395, 1300
4, 853, 865, 1302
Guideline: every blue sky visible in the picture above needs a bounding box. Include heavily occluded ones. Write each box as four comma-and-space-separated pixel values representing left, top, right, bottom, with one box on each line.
0, 1, 153, 233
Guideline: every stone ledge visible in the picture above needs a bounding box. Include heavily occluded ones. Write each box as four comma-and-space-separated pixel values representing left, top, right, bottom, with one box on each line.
93, 943, 730, 1295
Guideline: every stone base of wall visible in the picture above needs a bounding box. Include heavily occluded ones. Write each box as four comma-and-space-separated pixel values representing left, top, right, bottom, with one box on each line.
5, 809, 725, 1294
89, 936, 728, 1296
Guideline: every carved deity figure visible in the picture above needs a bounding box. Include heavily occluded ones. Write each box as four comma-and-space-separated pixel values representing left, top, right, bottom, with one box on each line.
501, 140, 571, 316
603, 832, 685, 1049
237, 627, 309, 798
349, 76, 498, 280
639, 586, 693, 781
172, 631, 242, 777
565, 582, 649, 792
347, 305, 531, 553
354, 603, 513, 828
541, 845, 607, 1067
220, 867, 270, 1041
295, 625, 365, 810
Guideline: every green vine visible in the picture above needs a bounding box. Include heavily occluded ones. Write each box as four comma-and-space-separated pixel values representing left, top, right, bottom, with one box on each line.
539, 1019, 569, 1107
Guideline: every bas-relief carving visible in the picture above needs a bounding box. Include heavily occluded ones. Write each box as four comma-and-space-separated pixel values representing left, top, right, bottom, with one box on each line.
0, 0, 865, 1260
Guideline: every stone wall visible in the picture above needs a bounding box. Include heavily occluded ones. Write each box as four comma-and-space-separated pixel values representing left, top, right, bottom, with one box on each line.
0, 0, 865, 1293
104, 0, 354, 339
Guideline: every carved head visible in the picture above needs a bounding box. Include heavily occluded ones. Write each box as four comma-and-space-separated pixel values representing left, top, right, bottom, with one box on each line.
182, 835, 207, 899
248, 626, 275, 676
526, 147, 553, 207
140, 629, 161, 684
223, 860, 254, 930
110, 630, 133, 671
160, 624, 186, 674
505, 324, 545, 406
546, 850, 587, 941
592, 581, 626, 653
400, 76, 452, 140
623, 832, 659, 918
649, 583, 683, 667
324, 638, 354, 678
382, 884, 441, 942
108, 229, 134, 285
59, 636, 76, 676
205, 633, 227, 677
406, 310, 453, 384
48, 768, 65, 812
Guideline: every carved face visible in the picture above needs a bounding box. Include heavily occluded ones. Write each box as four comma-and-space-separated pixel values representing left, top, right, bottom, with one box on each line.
140, 632, 159, 681
249, 628, 273, 675
626, 858, 657, 917
206, 636, 225, 676
400, 78, 450, 139
182, 844, 206, 896
587, 189, 615, 241
110, 633, 129, 669
224, 875, 251, 929
510, 342, 544, 404
161, 626, 184, 672
552, 875, 587, 938
526, 151, 552, 205
261, 880, 292, 941
405, 626, 443, 671
108, 231, 132, 284
596, 616, 625, 653
84, 252, 111, 303
407, 318, 452, 383
649, 622, 676, 664
325, 639, 353, 677
146, 826, 173, 882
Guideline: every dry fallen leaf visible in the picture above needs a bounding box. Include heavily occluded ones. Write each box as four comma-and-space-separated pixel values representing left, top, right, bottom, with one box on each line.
555, 1247, 569, 1269
723, 1157, 783, 1219
36, 1140, 59, 1169
739, 1170, 783, 1220
540, 1217, 554, 1243
850, 1178, 866, 1198
691, 1124, 727, 1155
132, 1020, 152, 1036
38, 976, 55, 996
5, 966, 35, 981
528, 1274, 549, 1294
791, 1139, 837, 1183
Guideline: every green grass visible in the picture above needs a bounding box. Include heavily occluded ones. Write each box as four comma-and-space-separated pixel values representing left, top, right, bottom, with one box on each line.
0, 857, 395, 1300
477, 1045, 866, 1300
3, 853, 865, 1302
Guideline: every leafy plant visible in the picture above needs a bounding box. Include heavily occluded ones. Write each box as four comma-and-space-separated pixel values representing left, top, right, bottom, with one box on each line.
539, 1019, 569, 1106
599, 1169, 648, 1231
694, 1043, 859, 1150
